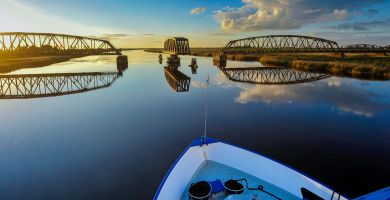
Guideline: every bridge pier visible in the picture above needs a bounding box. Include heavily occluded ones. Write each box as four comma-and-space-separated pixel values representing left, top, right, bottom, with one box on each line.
117, 55, 128, 75
159, 54, 163, 62
167, 54, 181, 69
189, 58, 198, 74
117, 55, 128, 65
213, 53, 227, 68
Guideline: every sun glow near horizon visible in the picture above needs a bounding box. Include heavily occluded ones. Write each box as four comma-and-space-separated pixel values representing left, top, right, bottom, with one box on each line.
0, 0, 146, 47
0, 0, 230, 48
1, 0, 390, 48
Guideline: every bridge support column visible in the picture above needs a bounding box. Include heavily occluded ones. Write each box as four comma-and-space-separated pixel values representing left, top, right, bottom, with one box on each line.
167, 54, 181, 69
117, 55, 128, 75
213, 53, 227, 68
189, 58, 198, 74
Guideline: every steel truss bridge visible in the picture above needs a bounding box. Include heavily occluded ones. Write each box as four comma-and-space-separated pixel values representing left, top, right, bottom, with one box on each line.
222, 67, 330, 84
163, 37, 191, 55
0, 32, 120, 56
0, 72, 120, 99
340, 44, 389, 53
221, 35, 341, 54
163, 67, 190, 92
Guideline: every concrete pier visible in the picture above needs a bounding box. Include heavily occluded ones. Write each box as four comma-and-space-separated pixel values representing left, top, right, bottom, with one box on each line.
167, 55, 181, 69
213, 53, 227, 68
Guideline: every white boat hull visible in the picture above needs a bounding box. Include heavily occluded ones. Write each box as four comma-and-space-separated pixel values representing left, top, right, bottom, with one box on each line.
154, 138, 347, 200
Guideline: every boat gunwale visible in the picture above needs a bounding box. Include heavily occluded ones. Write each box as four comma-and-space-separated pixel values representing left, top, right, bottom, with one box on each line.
153, 138, 219, 200
153, 137, 349, 200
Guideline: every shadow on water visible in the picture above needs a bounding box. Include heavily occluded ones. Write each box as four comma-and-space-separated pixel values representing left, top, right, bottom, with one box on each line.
163, 67, 191, 92
213, 60, 331, 85
0, 60, 128, 99
163, 54, 332, 93
161, 55, 201, 92
221, 67, 331, 85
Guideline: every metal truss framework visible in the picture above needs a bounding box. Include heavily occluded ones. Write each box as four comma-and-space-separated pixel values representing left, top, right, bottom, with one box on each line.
222, 35, 341, 54
163, 37, 190, 55
0, 32, 120, 55
222, 67, 330, 84
163, 67, 190, 92
0, 72, 120, 99
340, 44, 388, 52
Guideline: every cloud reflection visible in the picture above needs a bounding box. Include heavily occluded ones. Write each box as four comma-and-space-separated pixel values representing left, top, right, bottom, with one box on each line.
191, 80, 207, 88
214, 72, 390, 117
68, 56, 116, 64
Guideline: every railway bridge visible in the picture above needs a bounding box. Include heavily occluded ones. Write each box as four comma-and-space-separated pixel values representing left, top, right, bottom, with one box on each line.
0, 32, 121, 56
163, 37, 190, 55
221, 35, 342, 54
340, 44, 389, 53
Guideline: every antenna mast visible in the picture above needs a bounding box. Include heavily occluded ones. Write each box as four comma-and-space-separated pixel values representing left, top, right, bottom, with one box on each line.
202, 75, 209, 144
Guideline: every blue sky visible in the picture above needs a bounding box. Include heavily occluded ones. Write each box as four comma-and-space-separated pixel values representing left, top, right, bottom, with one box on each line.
1, 0, 390, 47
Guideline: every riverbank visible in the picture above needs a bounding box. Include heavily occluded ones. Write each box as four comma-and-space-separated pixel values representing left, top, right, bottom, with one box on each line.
0, 55, 82, 73
145, 48, 390, 80
259, 54, 390, 80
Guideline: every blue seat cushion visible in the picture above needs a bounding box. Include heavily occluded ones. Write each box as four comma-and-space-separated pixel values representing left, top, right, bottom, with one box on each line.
209, 179, 224, 193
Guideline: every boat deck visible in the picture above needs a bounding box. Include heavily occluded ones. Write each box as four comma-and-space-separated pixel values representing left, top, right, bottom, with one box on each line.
181, 160, 300, 200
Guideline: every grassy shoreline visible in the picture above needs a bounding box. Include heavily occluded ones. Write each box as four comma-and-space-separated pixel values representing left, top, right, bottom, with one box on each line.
0, 55, 83, 73
144, 48, 390, 80
259, 54, 390, 80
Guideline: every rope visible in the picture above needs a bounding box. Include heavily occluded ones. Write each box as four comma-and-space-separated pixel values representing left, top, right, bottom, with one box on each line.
234, 179, 282, 200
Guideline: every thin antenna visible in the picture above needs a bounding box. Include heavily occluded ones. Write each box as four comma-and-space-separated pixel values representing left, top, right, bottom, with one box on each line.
202, 75, 209, 144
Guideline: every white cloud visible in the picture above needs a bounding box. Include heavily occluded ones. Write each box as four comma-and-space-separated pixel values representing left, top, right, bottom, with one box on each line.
191, 80, 207, 88
191, 7, 207, 15
318, 9, 350, 22
214, 0, 383, 31
333, 9, 349, 20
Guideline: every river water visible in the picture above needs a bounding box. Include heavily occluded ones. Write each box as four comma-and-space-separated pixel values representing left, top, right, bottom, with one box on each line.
0, 50, 389, 199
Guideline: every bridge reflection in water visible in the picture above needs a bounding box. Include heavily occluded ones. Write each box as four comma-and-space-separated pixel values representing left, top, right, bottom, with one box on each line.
0, 72, 121, 99
222, 67, 330, 84
163, 67, 191, 92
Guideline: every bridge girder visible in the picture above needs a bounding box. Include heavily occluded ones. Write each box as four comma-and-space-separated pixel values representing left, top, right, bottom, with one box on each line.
222, 35, 341, 54
0, 72, 120, 99
163, 67, 190, 92
163, 37, 190, 55
341, 43, 388, 52
222, 67, 330, 84
341, 44, 382, 49
0, 32, 121, 56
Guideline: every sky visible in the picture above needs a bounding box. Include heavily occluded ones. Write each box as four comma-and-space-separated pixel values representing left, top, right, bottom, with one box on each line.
1, 0, 390, 48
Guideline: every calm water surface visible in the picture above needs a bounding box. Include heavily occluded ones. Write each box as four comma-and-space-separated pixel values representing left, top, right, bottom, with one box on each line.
0, 50, 389, 199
